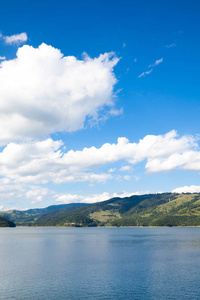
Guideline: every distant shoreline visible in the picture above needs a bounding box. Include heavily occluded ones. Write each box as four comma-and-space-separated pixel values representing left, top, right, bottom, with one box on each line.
11, 225, 200, 228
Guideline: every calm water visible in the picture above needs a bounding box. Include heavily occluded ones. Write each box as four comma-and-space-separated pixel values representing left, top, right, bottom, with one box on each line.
0, 227, 200, 300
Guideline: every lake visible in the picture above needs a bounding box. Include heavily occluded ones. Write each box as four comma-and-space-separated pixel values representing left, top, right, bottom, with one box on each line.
0, 227, 200, 299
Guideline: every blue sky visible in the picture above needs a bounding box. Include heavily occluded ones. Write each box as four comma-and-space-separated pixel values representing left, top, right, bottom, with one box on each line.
0, 0, 200, 209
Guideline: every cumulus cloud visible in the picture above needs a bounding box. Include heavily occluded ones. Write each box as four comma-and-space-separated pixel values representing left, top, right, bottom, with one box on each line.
138, 68, 153, 78
59, 130, 194, 171
4, 32, 28, 44
145, 151, 200, 173
0, 138, 114, 184
0, 130, 199, 208
172, 185, 200, 193
55, 191, 145, 204
0, 43, 119, 145
0, 130, 197, 184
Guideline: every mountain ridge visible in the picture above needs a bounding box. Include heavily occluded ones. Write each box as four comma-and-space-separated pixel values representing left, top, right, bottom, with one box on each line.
1, 193, 200, 227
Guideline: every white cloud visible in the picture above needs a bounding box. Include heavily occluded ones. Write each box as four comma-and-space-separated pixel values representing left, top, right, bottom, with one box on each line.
60, 130, 192, 171
138, 68, 153, 78
139, 58, 163, 78
0, 56, 6, 60
110, 107, 123, 116
0, 43, 119, 145
4, 32, 28, 45
55, 191, 145, 204
154, 57, 163, 66
172, 185, 200, 193
0, 138, 114, 184
26, 186, 49, 204
0, 130, 196, 184
109, 168, 116, 173
120, 165, 132, 172
148, 58, 163, 68
134, 175, 140, 181
166, 43, 176, 48
145, 150, 200, 173
0, 130, 199, 207
0, 179, 54, 210
0, 179, 27, 209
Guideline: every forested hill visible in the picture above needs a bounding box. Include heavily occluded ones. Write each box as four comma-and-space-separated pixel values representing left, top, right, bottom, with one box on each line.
0, 203, 87, 226
1, 193, 200, 227
0, 216, 15, 227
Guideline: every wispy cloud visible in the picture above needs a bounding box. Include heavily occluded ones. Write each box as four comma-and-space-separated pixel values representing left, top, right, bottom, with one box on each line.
138, 57, 163, 78
0, 56, 6, 60
4, 32, 28, 45
138, 68, 153, 78
120, 165, 132, 172
166, 43, 176, 48
148, 57, 163, 68
154, 57, 163, 66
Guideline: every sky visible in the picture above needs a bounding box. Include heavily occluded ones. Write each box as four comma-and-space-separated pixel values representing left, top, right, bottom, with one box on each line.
0, 0, 200, 210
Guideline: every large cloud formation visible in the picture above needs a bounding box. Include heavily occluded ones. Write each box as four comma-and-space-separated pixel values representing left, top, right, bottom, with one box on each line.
0, 130, 199, 209
0, 43, 119, 145
0, 130, 197, 184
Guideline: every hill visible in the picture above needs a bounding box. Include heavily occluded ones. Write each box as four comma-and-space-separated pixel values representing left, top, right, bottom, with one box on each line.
0, 203, 87, 226
0, 216, 16, 227
1, 193, 200, 227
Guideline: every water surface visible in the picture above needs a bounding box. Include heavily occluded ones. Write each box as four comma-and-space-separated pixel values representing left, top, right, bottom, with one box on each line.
0, 227, 200, 299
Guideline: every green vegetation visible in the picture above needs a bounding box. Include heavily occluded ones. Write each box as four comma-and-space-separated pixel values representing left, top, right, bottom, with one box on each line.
0, 216, 15, 227
0, 203, 86, 226
1, 193, 200, 227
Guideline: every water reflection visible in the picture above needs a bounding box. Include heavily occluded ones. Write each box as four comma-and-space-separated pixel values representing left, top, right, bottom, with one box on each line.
0, 227, 200, 299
